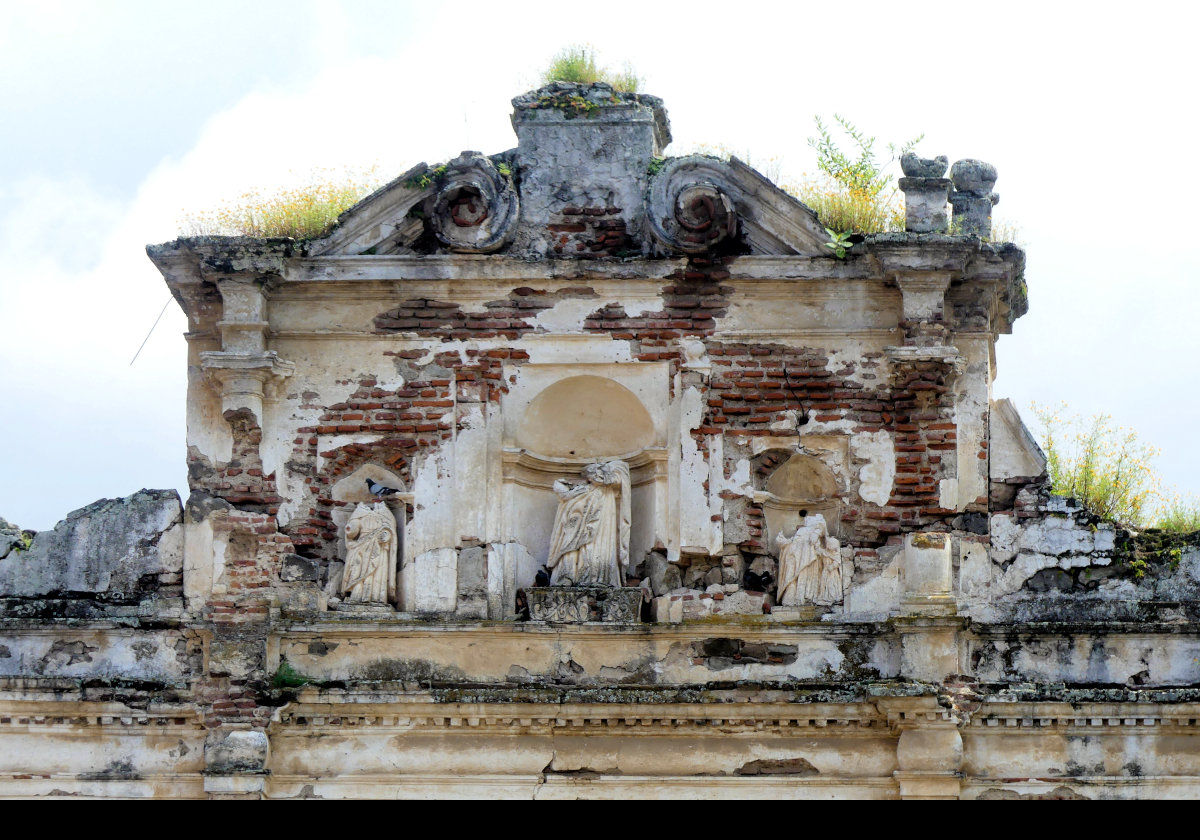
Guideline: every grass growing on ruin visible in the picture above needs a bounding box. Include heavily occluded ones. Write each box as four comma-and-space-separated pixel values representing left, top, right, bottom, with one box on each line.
779, 115, 920, 235
786, 176, 906, 235
179, 166, 384, 240
1155, 493, 1200, 533
1033, 403, 1200, 531
541, 46, 640, 92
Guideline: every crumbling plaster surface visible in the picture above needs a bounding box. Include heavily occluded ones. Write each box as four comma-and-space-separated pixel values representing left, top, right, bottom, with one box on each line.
0, 490, 182, 601
8, 83, 1200, 800
273, 623, 899, 686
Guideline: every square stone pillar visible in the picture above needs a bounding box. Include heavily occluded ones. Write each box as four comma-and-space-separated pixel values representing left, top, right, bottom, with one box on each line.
894, 532, 963, 683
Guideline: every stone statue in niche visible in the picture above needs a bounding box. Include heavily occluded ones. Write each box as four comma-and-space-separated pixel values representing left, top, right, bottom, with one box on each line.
341, 502, 398, 605
775, 512, 842, 607
546, 459, 631, 587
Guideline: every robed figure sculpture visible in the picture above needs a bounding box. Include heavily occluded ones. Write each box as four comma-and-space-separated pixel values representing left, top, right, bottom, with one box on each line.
342, 502, 398, 605
775, 513, 842, 607
546, 459, 631, 587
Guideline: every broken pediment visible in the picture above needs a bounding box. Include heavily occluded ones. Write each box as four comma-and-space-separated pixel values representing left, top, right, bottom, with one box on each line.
308, 82, 830, 260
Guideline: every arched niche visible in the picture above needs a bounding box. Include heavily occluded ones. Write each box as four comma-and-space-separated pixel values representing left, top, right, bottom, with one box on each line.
757, 452, 842, 547
765, 452, 840, 500
503, 375, 665, 597
329, 464, 409, 558
516, 375, 655, 458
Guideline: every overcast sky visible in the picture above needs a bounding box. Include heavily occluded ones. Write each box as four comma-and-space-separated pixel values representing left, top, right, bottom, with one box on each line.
1, 1, 1197, 529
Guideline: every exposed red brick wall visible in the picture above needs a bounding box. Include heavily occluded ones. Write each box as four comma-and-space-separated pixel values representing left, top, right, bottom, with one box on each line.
549, 204, 634, 258
187, 409, 282, 514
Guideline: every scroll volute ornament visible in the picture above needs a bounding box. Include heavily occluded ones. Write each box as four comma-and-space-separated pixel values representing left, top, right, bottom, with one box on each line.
430, 152, 519, 253
646, 156, 739, 254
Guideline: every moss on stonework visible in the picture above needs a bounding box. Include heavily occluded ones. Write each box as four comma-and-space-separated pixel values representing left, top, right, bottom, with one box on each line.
1113, 529, 1199, 581
403, 164, 448, 190
271, 657, 312, 688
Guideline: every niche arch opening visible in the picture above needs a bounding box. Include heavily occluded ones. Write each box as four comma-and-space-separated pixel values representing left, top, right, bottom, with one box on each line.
516, 375, 655, 459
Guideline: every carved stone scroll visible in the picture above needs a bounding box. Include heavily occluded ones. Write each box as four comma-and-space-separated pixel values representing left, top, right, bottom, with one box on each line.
646, 156, 738, 254
430, 152, 519, 253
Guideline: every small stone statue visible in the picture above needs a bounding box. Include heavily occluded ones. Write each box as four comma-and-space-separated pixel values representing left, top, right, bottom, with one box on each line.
546, 460, 631, 587
341, 502, 398, 605
775, 513, 842, 607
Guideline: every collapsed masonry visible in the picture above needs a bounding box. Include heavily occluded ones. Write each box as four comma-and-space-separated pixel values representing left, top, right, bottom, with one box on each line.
2, 82, 1199, 799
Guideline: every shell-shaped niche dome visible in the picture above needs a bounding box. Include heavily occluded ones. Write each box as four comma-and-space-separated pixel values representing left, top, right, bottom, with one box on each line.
517, 375, 655, 458
765, 453, 838, 502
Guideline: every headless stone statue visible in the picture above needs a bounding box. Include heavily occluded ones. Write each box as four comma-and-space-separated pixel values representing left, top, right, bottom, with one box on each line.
546, 460, 631, 587
341, 502, 398, 605
775, 514, 842, 607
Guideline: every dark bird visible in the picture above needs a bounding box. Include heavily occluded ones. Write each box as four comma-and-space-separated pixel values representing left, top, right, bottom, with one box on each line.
744, 570, 774, 593
366, 478, 401, 497
534, 567, 551, 587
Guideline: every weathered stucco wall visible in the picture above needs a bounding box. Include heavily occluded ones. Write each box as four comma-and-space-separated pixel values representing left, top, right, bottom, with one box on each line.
1, 82, 1197, 799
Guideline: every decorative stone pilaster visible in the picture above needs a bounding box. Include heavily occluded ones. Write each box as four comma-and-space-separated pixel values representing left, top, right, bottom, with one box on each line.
201, 276, 293, 423
898, 153, 951, 233
949, 159, 999, 237
200, 351, 295, 422
877, 695, 964, 799
893, 532, 963, 685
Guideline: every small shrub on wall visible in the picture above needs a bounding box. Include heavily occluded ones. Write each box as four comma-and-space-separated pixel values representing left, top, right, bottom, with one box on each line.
1033, 403, 1200, 532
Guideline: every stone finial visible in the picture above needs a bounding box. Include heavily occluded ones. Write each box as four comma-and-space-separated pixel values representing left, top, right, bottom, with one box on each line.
900, 153, 949, 179
897, 154, 952, 233
949, 159, 999, 237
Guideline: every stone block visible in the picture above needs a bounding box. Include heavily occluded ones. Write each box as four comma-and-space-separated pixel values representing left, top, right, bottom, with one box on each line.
280, 554, 319, 582
206, 730, 269, 774
0, 489, 182, 601
898, 177, 951, 233
901, 532, 954, 615
646, 551, 682, 596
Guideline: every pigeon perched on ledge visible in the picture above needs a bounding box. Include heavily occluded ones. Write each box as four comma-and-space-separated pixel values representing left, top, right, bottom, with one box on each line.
366, 479, 401, 497
534, 567, 551, 587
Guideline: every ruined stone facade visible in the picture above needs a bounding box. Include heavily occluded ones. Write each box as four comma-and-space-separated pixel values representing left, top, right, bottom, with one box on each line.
3, 83, 1199, 799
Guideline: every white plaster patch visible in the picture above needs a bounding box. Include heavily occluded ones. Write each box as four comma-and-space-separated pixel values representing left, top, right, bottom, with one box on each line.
520, 334, 633, 365
749, 435, 800, 457
938, 478, 959, 511
843, 552, 901, 620
989, 514, 1020, 564
529, 297, 602, 332
850, 430, 894, 506
958, 542, 992, 597
678, 384, 716, 555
